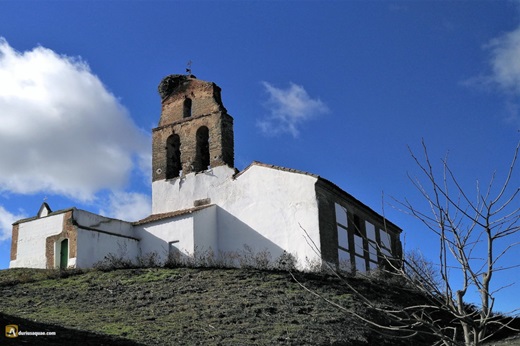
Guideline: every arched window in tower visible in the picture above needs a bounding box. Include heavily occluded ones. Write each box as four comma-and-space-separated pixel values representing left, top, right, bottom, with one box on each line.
183, 98, 192, 118
195, 126, 210, 172
166, 134, 182, 179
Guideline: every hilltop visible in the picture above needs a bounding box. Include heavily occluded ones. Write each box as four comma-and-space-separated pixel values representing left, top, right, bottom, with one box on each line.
1, 267, 519, 345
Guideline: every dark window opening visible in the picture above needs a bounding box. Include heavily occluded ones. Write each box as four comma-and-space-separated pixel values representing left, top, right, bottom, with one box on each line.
183, 98, 192, 118
166, 134, 182, 179
195, 126, 210, 172
349, 213, 363, 236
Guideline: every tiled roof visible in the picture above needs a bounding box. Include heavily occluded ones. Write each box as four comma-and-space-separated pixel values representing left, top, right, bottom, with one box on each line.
132, 204, 214, 226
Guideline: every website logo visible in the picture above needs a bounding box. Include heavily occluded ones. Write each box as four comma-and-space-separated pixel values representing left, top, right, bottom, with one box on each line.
5, 325, 18, 338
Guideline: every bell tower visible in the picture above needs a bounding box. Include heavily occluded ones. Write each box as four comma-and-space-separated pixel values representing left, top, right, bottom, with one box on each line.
152, 74, 234, 182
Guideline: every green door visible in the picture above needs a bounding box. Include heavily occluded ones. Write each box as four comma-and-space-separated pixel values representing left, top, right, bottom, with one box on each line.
60, 239, 68, 269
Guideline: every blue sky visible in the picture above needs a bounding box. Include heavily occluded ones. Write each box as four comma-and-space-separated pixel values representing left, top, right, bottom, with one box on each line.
0, 1, 519, 313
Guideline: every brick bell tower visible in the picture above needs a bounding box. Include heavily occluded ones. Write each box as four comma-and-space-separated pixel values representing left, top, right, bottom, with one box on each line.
152, 74, 234, 182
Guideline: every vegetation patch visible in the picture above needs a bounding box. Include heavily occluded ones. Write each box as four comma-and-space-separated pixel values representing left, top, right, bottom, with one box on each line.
0, 267, 518, 345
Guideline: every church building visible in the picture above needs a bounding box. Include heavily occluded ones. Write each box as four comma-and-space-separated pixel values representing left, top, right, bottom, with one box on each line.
10, 74, 402, 272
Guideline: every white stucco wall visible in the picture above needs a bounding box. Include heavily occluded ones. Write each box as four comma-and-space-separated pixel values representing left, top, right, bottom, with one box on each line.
136, 214, 193, 262
12, 161, 325, 270
193, 206, 218, 254
74, 210, 135, 237
217, 166, 322, 270
10, 213, 65, 268
75, 229, 139, 268
152, 164, 322, 270
152, 165, 235, 214
136, 205, 217, 264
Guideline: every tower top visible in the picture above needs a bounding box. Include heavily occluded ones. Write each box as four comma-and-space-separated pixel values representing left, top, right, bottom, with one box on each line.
152, 74, 234, 180
156, 74, 227, 127
158, 74, 197, 100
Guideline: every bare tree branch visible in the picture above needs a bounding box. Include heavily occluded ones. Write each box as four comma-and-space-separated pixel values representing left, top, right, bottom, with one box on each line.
299, 140, 520, 346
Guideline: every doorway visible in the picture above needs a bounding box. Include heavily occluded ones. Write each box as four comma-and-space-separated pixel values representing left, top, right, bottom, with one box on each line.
60, 239, 69, 269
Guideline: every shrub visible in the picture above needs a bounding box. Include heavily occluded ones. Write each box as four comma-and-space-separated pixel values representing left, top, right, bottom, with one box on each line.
136, 251, 160, 268
93, 253, 135, 271
274, 251, 297, 271
46, 268, 85, 279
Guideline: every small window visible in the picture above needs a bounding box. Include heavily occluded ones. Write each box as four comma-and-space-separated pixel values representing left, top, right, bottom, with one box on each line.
354, 234, 364, 256
368, 241, 378, 262
355, 255, 366, 272
365, 221, 376, 241
348, 213, 363, 236
338, 226, 348, 249
353, 215, 362, 235
183, 98, 192, 118
380, 230, 392, 257
368, 261, 378, 271
335, 203, 347, 228
338, 248, 351, 271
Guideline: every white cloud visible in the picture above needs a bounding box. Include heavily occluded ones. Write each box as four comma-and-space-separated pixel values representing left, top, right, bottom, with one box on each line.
0, 38, 150, 201
99, 191, 151, 222
258, 81, 329, 137
488, 26, 520, 94
0, 205, 26, 241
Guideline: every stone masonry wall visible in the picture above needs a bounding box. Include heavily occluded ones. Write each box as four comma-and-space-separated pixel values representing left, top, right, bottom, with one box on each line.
10, 224, 18, 261
158, 76, 226, 126
45, 210, 77, 269
152, 75, 234, 181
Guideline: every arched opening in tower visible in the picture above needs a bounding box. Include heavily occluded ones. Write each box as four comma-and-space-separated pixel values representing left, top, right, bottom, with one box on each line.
166, 134, 182, 179
195, 126, 210, 172
183, 98, 192, 118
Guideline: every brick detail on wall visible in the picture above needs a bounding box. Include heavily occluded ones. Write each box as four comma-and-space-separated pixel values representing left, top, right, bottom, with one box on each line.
315, 185, 337, 265
315, 179, 403, 270
45, 211, 77, 269
10, 224, 19, 261
152, 76, 234, 181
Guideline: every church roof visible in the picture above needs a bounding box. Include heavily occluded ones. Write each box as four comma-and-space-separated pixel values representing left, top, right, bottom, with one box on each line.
235, 161, 319, 180
13, 207, 75, 225
236, 161, 402, 233
132, 204, 214, 226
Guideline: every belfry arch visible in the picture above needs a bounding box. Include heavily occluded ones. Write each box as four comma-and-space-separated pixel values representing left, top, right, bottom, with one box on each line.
166, 134, 181, 179
152, 74, 234, 181
194, 126, 210, 172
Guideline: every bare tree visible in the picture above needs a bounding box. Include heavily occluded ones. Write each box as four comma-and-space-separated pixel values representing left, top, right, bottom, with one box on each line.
295, 140, 520, 346
393, 140, 520, 345
404, 249, 441, 294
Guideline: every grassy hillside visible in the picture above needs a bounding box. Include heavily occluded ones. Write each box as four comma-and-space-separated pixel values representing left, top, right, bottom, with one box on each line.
1, 267, 518, 346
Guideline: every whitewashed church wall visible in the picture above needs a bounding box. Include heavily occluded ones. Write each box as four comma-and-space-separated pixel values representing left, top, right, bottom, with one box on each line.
136, 214, 196, 263
152, 164, 323, 270
75, 229, 139, 268
217, 166, 322, 270
10, 213, 65, 268
151, 165, 235, 214
193, 205, 218, 255
74, 209, 135, 237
